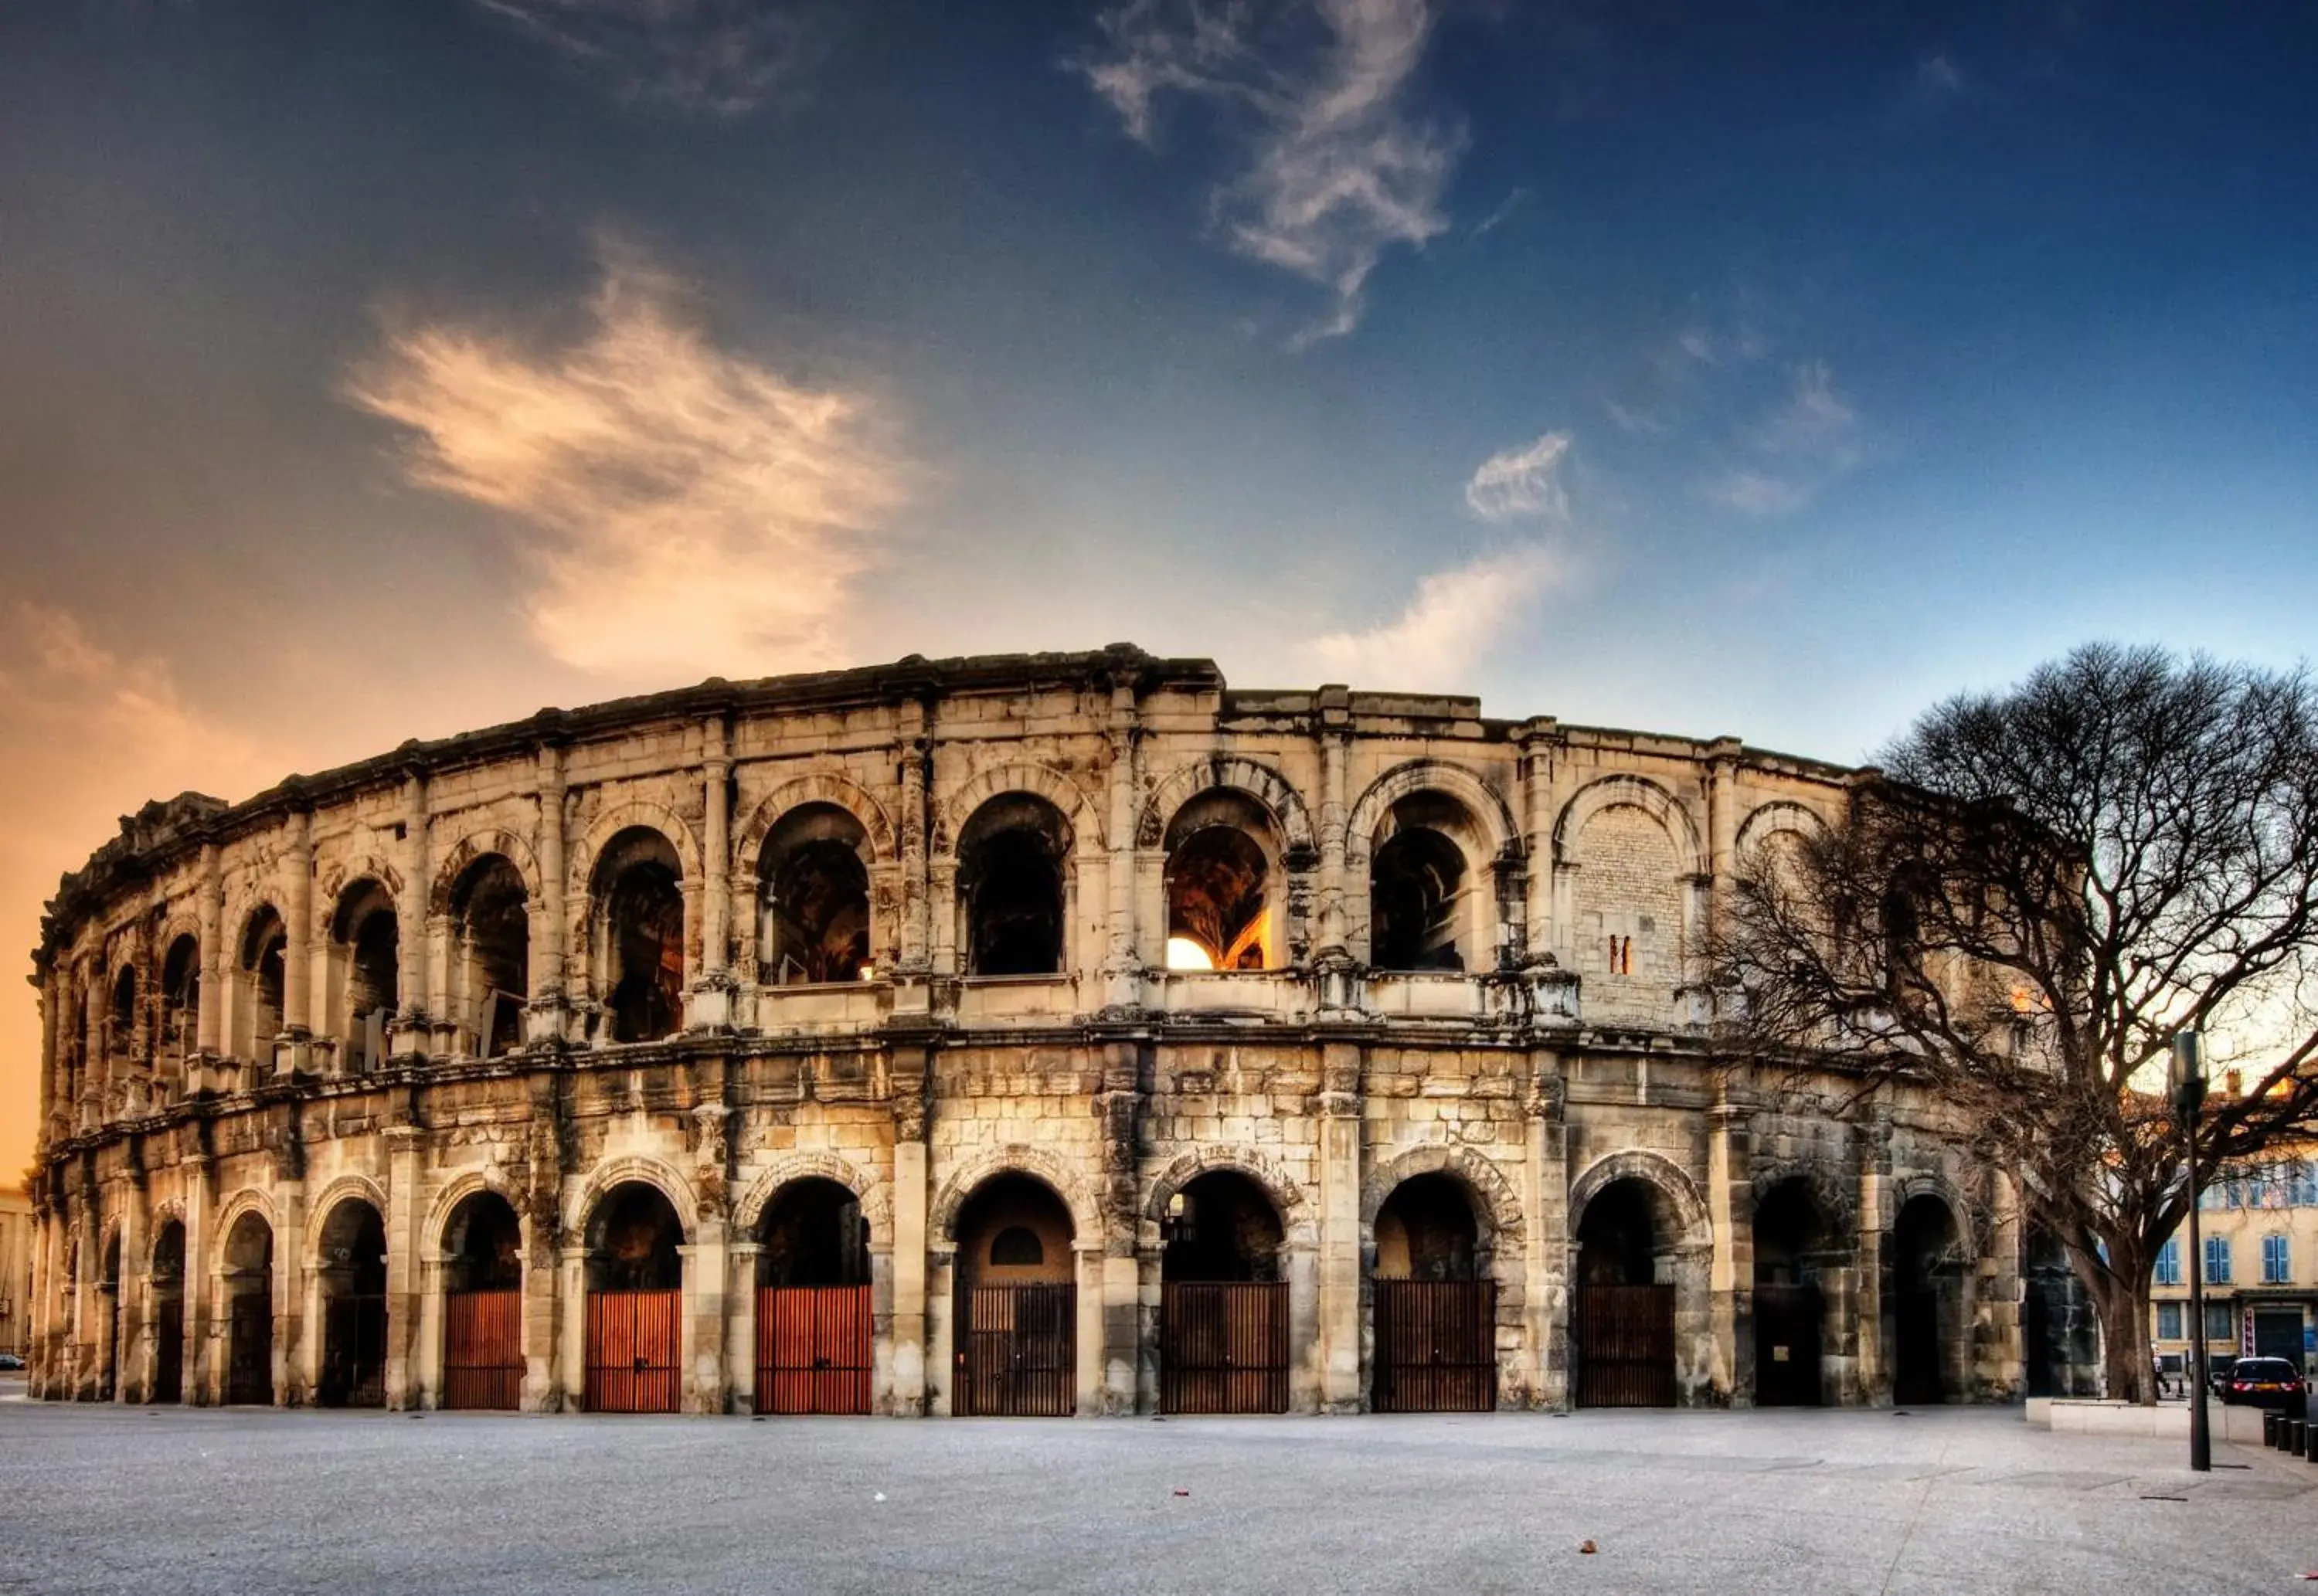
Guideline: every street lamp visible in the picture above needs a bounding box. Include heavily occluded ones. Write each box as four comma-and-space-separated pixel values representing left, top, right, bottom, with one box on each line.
2170, 1031, 2210, 1472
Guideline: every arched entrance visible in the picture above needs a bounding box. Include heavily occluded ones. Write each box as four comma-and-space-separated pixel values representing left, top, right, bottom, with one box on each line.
1891, 1194, 1966, 1405
223, 1211, 274, 1404
97, 1232, 121, 1403
582, 1182, 684, 1413
151, 1221, 185, 1404
754, 1177, 872, 1414
1752, 1180, 1829, 1407
442, 1191, 524, 1410
1158, 1170, 1288, 1414
1574, 1178, 1677, 1408
318, 1199, 387, 1408
1371, 1173, 1494, 1412
953, 1173, 1076, 1416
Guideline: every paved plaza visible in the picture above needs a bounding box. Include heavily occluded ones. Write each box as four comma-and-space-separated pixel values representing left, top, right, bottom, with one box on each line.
2, 1383, 2313, 1594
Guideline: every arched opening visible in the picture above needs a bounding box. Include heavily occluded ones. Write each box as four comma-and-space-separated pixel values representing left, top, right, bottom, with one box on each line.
1752, 1180, 1830, 1407
158, 935, 199, 1082
329, 881, 399, 1073
954, 1173, 1076, 1415
757, 804, 872, 985
1163, 793, 1280, 971
107, 966, 137, 1068
958, 795, 1069, 977
1891, 1194, 1966, 1406
237, 908, 288, 1060
450, 855, 529, 1058
583, 1181, 685, 1412
223, 1211, 274, 1404
442, 1190, 524, 1410
1159, 1170, 1288, 1413
317, 1198, 387, 1408
1371, 1173, 1494, 1411
1574, 1177, 1678, 1408
754, 1177, 872, 1414
97, 1231, 121, 1402
1369, 795, 1479, 972
595, 829, 685, 1044
151, 1220, 185, 1404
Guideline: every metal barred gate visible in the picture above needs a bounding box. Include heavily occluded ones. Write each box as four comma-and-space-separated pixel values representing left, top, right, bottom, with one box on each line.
585, 1289, 681, 1413
756, 1285, 873, 1414
226, 1292, 272, 1404
1575, 1284, 1677, 1408
957, 1283, 1076, 1417
321, 1294, 387, 1408
1373, 1279, 1497, 1413
1161, 1282, 1290, 1414
444, 1289, 525, 1411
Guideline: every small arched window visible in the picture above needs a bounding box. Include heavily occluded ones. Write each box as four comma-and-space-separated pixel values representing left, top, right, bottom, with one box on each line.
957, 794, 1070, 977
595, 829, 685, 1044
1164, 791, 1280, 972
758, 803, 872, 985
990, 1226, 1045, 1267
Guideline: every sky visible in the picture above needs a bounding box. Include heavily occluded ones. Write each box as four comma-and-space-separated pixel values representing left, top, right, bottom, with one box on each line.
2, 0, 2314, 1177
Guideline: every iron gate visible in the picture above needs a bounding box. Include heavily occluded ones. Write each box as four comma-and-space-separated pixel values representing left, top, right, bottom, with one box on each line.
444, 1289, 525, 1410
321, 1293, 387, 1408
585, 1289, 681, 1413
1575, 1283, 1676, 1408
1161, 1282, 1289, 1414
1373, 1279, 1496, 1413
226, 1292, 272, 1404
957, 1283, 1076, 1417
757, 1285, 873, 1414
1752, 1283, 1822, 1407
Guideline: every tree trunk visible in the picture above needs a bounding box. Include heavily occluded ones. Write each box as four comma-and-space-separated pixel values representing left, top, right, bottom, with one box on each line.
2089, 1272, 2157, 1404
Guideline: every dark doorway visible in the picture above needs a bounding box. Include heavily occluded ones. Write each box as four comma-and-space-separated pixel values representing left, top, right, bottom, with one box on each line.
583, 1182, 684, 1412
151, 1221, 185, 1404
954, 1173, 1076, 1416
1752, 1180, 1828, 1407
959, 796, 1070, 977
1159, 1170, 1288, 1414
756, 1177, 872, 1414
1575, 1178, 1677, 1408
1371, 1173, 1494, 1412
1891, 1195, 1963, 1405
98, 1232, 121, 1402
223, 1211, 274, 1404
443, 1190, 524, 1410
318, 1200, 387, 1408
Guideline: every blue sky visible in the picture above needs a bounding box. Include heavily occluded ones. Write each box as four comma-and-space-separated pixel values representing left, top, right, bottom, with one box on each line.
0, 1, 2314, 1160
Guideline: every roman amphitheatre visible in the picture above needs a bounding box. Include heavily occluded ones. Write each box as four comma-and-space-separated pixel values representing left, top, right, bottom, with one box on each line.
21, 645, 2071, 1416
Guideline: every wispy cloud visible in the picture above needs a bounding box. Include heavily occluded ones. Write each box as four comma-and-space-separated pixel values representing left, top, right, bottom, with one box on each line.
475, 0, 831, 115
1906, 51, 1969, 113
1077, 0, 1461, 343
1701, 359, 1864, 518
345, 249, 911, 681
1463, 430, 1572, 523
1307, 543, 1560, 688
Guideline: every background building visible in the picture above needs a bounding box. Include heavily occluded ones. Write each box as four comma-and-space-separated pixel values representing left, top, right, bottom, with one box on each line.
0, 1183, 32, 1357
2150, 1154, 2318, 1378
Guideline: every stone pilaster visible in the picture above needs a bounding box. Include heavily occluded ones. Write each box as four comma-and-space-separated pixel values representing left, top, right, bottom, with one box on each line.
1525, 1061, 1570, 1408
1708, 1092, 1750, 1404
382, 1126, 422, 1408
1316, 1040, 1364, 1411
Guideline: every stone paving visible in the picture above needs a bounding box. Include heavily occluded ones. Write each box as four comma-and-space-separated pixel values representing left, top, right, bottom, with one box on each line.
2, 1384, 2311, 1594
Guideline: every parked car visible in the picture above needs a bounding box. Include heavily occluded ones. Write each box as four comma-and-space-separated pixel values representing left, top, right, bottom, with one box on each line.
0, 1352, 24, 1371
2208, 1355, 2240, 1397
2221, 1356, 2306, 1410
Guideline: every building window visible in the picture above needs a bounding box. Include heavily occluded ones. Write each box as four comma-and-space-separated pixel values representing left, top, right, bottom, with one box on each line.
2264, 1234, 2291, 1284
2157, 1302, 2184, 1341
2153, 1238, 2180, 1286
2292, 1163, 2318, 1208
2205, 1301, 2235, 1343
2206, 1236, 2231, 1285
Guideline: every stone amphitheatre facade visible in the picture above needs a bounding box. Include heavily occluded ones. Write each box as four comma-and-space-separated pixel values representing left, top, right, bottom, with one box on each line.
23, 646, 2044, 1416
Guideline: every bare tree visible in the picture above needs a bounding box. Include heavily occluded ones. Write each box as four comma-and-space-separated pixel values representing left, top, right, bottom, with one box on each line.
1708, 644, 2318, 1403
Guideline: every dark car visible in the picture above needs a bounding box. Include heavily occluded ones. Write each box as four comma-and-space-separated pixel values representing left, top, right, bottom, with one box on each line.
0, 1352, 24, 1371
2208, 1355, 2241, 1397
2222, 1356, 2305, 1409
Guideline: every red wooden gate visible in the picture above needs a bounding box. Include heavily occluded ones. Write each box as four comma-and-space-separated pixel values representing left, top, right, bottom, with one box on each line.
957, 1283, 1076, 1416
1575, 1284, 1677, 1407
444, 1289, 525, 1411
1161, 1282, 1290, 1414
585, 1289, 681, 1413
1373, 1279, 1497, 1413
756, 1285, 872, 1414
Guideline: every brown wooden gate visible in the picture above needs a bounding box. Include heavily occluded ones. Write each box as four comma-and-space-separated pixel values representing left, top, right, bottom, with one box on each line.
1373, 1279, 1497, 1413
957, 1283, 1076, 1416
585, 1289, 681, 1413
756, 1285, 873, 1414
226, 1292, 272, 1404
1161, 1282, 1289, 1414
1575, 1283, 1676, 1408
1753, 1284, 1823, 1407
444, 1289, 525, 1411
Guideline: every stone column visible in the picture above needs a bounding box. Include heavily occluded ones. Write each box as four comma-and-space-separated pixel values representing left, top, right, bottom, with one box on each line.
29, 1199, 56, 1400
413, 1255, 444, 1410
1095, 1036, 1144, 1412
393, 771, 430, 1058
894, 701, 932, 983
692, 717, 733, 1032
274, 1175, 304, 1405
1979, 1169, 2022, 1401
115, 1180, 145, 1403
1519, 732, 1559, 959
1526, 1063, 1571, 1408
382, 1126, 422, 1408
557, 1244, 586, 1412
687, 1102, 729, 1412
1707, 1093, 1749, 1404
183, 1153, 213, 1404
1314, 698, 1351, 961
1855, 1107, 1891, 1403
285, 807, 314, 1063
196, 844, 224, 1059
885, 1053, 930, 1413
38, 961, 60, 1138
1316, 1040, 1365, 1411
1101, 684, 1140, 1011
728, 1241, 760, 1414
532, 740, 569, 1044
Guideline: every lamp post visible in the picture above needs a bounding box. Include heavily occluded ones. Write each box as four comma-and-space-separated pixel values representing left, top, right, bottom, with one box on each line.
2171, 1031, 2210, 1473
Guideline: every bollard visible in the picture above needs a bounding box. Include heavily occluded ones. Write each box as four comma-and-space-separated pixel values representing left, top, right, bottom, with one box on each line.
2302, 1420, 2318, 1462
2266, 1412, 2281, 1447
2290, 1418, 2307, 1455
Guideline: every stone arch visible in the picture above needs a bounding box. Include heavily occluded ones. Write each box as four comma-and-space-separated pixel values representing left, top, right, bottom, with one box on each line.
567, 800, 705, 891
1567, 1149, 1711, 1253
1360, 1143, 1525, 1250
1734, 800, 1826, 864
148, 1195, 188, 1232
1143, 1148, 1317, 1249
734, 1153, 893, 1243
1552, 774, 1707, 878
302, 1174, 391, 1261
563, 1156, 701, 1243
423, 1168, 531, 1262
429, 827, 545, 916
936, 763, 1104, 858
316, 856, 406, 922
1889, 1171, 1977, 1256
1137, 756, 1316, 854
735, 773, 899, 878
210, 1188, 279, 1273
930, 1144, 1103, 1246
1749, 1160, 1855, 1238
1346, 760, 1521, 865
